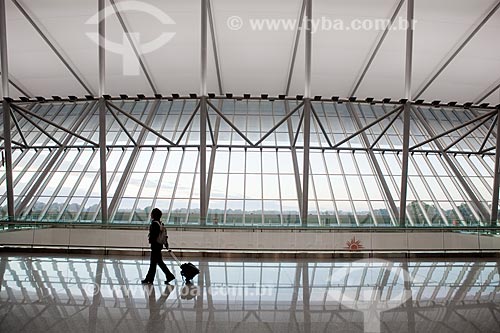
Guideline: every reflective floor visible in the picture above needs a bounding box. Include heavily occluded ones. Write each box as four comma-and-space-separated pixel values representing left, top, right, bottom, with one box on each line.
0, 253, 499, 333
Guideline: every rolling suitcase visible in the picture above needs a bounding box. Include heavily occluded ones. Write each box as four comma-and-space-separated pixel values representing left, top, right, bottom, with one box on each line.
168, 250, 200, 283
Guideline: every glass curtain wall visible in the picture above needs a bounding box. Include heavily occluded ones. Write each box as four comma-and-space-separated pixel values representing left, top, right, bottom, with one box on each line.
0, 99, 496, 226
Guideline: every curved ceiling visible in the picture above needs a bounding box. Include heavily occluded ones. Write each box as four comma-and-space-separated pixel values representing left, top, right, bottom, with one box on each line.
1, 0, 499, 104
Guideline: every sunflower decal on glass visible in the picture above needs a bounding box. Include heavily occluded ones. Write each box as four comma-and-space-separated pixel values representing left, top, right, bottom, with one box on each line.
345, 237, 364, 251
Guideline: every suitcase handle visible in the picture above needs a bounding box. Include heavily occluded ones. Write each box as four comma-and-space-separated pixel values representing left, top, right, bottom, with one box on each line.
167, 250, 182, 267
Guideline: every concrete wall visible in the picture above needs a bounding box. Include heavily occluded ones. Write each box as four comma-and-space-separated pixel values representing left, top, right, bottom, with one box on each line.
0, 227, 499, 252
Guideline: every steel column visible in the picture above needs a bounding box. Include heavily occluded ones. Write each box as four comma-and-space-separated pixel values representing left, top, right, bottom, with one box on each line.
302, 99, 311, 226
200, 97, 207, 224
98, 0, 107, 223
404, 0, 414, 100
200, 0, 208, 224
0, 0, 14, 219
304, 0, 312, 99
301, 0, 312, 226
399, 102, 412, 226
399, 0, 414, 226
490, 110, 500, 225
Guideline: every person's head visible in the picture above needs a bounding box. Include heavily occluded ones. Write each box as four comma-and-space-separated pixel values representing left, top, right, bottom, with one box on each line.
151, 208, 162, 221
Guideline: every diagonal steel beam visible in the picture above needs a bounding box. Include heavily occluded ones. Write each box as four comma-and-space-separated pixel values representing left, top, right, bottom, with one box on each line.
11, 0, 95, 95
206, 101, 221, 213
348, 102, 399, 221
0, 71, 32, 97
207, 0, 223, 94
175, 102, 200, 145
11, 103, 98, 146
109, 0, 157, 94
332, 105, 403, 148
0, 135, 24, 147
292, 109, 304, 147
206, 111, 215, 145
106, 104, 137, 146
15, 101, 96, 215
481, 145, 496, 154
285, 101, 303, 218
108, 100, 160, 220
443, 112, 495, 151
285, 0, 306, 95
411, 105, 490, 221
350, 0, 406, 96
410, 109, 497, 150
479, 114, 497, 153
9, 109, 28, 147
414, 0, 500, 99
474, 79, 500, 104
310, 103, 333, 147
370, 107, 404, 149
206, 99, 254, 146
254, 101, 304, 146
106, 100, 175, 145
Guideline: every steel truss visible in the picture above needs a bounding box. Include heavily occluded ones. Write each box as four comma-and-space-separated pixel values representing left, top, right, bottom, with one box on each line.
0, 97, 498, 226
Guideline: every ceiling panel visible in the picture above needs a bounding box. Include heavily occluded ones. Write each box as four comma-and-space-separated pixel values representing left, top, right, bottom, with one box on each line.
355, 5, 406, 100
1, 0, 497, 103
412, 0, 499, 103
212, 0, 301, 96
311, 0, 398, 98
5, 0, 90, 98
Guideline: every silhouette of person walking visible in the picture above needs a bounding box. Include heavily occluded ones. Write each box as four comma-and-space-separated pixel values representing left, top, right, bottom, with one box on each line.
142, 208, 175, 284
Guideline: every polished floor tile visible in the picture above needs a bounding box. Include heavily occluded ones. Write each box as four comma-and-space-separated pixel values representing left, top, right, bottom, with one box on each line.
0, 253, 499, 332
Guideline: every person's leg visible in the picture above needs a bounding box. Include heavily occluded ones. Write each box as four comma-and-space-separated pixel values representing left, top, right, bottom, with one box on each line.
144, 247, 160, 282
158, 251, 175, 282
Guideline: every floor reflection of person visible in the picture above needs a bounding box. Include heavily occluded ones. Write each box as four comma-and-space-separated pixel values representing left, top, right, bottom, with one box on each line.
146, 285, 175, 333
